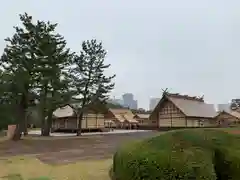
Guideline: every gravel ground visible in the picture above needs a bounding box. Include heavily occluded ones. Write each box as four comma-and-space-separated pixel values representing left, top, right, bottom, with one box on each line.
0, 130, 160, 165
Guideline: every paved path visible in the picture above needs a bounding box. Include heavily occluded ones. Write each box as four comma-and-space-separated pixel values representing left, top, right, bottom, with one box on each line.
28, 129, 152, 137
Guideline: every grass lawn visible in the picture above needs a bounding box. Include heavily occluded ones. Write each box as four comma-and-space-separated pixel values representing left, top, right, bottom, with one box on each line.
0, 128, 239, 179
0, 156, 112, 180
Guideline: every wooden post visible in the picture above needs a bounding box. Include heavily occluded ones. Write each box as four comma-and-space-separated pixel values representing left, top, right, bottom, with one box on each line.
7, 125, 16, 140
95, 113, 97, 130
86, 114, 88, 129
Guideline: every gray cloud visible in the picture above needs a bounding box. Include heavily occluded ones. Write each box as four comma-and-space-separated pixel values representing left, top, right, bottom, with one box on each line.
1, 0, 240, 109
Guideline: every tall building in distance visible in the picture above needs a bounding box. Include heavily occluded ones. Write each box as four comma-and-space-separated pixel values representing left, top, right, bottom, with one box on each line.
132, 100, 138, 110
122, 93, 138, 109
149, 98, 161, 110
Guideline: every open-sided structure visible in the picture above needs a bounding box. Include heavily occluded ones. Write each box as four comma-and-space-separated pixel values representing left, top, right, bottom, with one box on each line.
105, 108, 138, 129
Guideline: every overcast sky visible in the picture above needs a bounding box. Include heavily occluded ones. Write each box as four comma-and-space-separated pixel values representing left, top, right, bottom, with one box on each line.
1, 0, 240, 109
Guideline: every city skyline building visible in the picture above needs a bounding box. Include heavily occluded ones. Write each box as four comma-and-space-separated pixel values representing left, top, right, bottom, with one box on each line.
122, 93, 138, 109
149, 98, 161, 110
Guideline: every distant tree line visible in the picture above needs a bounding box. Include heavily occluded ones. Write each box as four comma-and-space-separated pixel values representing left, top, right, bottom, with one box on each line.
0, 13, 115, 140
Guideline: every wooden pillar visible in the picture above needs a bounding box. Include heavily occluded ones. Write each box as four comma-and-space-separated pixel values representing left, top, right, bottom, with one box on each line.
96, 114, 98, 129
185, 117, 188, 127
64, 119, 67, 129
170, 112, 173, 128
86, 114, 88, 130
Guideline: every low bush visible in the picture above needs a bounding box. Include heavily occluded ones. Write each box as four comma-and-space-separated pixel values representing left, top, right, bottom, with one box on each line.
113, 129, 240, 180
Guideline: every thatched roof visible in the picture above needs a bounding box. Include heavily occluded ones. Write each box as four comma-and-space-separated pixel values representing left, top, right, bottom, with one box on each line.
216, 110, 240, 119
109, 108, 138, 123
53, 102, 107, 118
150, 93, 217, 119
53, 105, 76, 118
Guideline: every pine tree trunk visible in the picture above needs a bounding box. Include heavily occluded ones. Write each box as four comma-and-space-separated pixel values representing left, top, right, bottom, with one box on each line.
12, 124, 21, 141
40, 112, 46, 136
42, 111, 53, 136
40, 87, 47, 136
41, 118, 50, 136
23, 115, 28, 136
42, 123, 50, 136
76, 112, 83, 136
40, 121, 45, 136
12, 104, 25, 141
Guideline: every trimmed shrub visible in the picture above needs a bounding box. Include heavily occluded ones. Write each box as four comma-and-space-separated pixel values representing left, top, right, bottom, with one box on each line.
113, 129, 240, 180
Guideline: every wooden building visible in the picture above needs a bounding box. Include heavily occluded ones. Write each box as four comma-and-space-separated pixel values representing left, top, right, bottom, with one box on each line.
215, 110, 240, 127
51, 105, 105, 132
105, 108, 138, 129
134, 114, 150, 124
133, 114, 156, 128
149, 93, 217, 129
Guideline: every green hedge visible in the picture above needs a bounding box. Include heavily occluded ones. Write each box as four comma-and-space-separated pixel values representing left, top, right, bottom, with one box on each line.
113, 129, 240, 180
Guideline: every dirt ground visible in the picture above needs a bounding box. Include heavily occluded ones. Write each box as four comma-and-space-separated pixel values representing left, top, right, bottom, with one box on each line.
0, 131, 159, 165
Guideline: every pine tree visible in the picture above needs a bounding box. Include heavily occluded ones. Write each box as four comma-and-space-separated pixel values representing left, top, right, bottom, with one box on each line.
0, 13, 38, 140
25, 16, 74, 136
71, 40, 115, 136
0, 13, 74, 138
0, 71, 15, 130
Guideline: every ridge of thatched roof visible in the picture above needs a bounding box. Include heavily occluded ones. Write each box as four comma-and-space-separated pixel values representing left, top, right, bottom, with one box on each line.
165, 93, 204, 102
